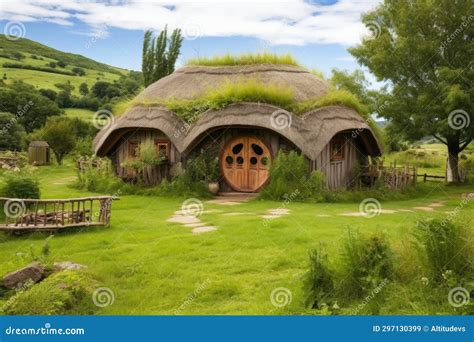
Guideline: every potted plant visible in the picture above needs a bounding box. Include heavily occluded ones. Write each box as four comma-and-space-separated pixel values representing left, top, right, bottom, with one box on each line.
194, 152, 220, 195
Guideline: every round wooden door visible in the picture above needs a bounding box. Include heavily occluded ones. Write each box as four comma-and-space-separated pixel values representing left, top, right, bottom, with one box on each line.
220, 136, 272, 192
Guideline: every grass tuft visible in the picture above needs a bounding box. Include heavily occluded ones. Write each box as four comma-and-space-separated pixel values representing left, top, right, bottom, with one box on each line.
186, 52, 300, 67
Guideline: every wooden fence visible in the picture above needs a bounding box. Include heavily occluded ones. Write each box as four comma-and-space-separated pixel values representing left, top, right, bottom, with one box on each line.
0, 196, 117, 233
361, 164, 417, 189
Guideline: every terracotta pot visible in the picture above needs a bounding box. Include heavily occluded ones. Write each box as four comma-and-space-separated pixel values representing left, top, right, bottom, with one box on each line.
208, 182, 219, 195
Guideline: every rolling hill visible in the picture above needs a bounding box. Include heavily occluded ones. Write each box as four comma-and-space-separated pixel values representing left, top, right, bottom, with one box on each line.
0, 35, 129, 96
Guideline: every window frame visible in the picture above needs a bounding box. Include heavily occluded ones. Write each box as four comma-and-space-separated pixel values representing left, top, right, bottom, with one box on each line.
155, 139, 171, 160
330, 137, 345, 161
128, 141, 140, 159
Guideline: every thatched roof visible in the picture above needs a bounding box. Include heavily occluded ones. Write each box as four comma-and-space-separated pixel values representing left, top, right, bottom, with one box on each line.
93, 103, 382, 159
135, 64, 329, 103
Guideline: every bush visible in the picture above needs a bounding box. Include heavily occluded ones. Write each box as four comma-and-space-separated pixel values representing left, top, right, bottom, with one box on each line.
74, 156, 123, 193
2, 63, 75, 76
341, 230, 394, 299
260, 151, 328, 201
2, 271, 96, 315
0, 173, 40, 198
303, 246, 335, 309
413, 219, 472, 284
460, 158, 474, 182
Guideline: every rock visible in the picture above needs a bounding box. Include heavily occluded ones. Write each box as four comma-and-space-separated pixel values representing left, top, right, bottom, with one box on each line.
3, 262, 44, 289
53, 261, 87, 272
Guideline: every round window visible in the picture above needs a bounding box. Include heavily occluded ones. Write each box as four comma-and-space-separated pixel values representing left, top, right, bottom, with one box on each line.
225, 156, 233, 164
250, 157, 257, 165
237, 156, 244, 164
261, 157, 269, 166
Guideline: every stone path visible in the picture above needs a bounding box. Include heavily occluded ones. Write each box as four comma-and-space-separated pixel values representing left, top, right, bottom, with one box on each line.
167, 210, 218, 235
261, 208, 291, 220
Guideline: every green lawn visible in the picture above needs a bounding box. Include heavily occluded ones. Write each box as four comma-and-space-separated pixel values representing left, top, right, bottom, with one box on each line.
64, 108, 95, 123
0, 161, 472, 315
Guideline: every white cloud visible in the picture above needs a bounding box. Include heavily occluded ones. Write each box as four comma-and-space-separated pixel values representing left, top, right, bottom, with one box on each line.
0, 0, 381, 46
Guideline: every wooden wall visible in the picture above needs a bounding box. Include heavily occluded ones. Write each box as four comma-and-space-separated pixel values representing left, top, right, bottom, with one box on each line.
311, 133, 363, 190
28, 146, 50, 166
110, 129, 181, 182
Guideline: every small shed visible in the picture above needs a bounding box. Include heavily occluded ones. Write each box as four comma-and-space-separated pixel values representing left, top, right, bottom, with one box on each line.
28, 141, 51, 165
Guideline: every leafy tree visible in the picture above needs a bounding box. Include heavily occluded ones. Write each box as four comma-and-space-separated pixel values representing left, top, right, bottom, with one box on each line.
48, 61, 57, 68
0, 87, 61, 132
12, 52, 24, 60
39, 88, 57, 101
56, 60, 66, 68
349, 0, 473, 182
142, 26, 183, 87
0, 112, 26, 151
36, 117, 76, 164
92, 81, 112, 98
56, 90, 73, 108
79, 82, 89, 96
330, 69, 377, 111
55, 81, 74, 93
72, 67, 86, 76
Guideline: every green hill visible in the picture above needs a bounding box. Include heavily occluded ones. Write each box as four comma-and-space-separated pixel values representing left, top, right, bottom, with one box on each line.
0, 35, 129, 95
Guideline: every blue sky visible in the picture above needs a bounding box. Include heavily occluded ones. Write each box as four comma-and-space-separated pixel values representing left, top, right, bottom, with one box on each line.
0, 0, 383, 85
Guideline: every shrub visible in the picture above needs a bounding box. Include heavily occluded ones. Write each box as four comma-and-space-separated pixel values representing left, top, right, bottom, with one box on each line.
340, 230, 394, 299
2, 271, 96, 315
303, 246, 335, 309
413, 219, 472, 284
74, 156, 123, 193
0, 173, 40, 198
2, 63, 75, 76
260, 151, 328, 201
0, 112, 26, 151
460, 158, 474, 182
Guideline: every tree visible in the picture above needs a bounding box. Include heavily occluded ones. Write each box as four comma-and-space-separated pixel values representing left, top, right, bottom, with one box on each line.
330, 69, 376, 111
79, 82, 89, 96
349, 0, 473, 182
39, 88, 57, 101
142, 26, 183, 87
48, 61, 57, 68
0, 112, 26, 151
0, 87, 62, 132
92, 81, 112, 98
57, 60, 66, 68
38, 117, 76, 165
72, 67, 86, 76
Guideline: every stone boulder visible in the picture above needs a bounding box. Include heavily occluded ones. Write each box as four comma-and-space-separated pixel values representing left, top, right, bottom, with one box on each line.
2, 262, 44, 289
53, 261, 87, 272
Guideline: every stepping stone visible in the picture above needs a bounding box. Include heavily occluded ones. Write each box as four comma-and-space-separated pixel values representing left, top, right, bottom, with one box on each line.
398, 209, 414, 212
413, 207, 434, 211
268, 208, 290, 215
377, 209, 398, 214
167, 216, 201, 224
339, 212, 368, 217
428, 202, 444, 207
206, 200, 242, 205
316, 214, 331, 217
184, 222, 206, 228
222, 212, 249, 216
192, 226, 217, 234
261, 214, 281, 219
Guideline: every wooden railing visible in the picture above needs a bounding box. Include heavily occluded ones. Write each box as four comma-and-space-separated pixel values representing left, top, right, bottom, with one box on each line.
361, 164, 417, 189
0, 196, 117, 232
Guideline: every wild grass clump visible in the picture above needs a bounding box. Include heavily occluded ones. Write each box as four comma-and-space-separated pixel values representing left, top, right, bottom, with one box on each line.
2, 271, 96, 315
303, 246, 335, 309
413, 219, 472, 284
165, 78, 295, 123
186, 52, 300, 67
259, 151, 328, 201
295, 89, 369, 116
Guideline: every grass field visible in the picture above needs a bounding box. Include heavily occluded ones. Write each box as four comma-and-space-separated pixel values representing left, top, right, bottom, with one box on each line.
0, 160, 472, 315
0, 56, 123, 96
64, 108, 95, 123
